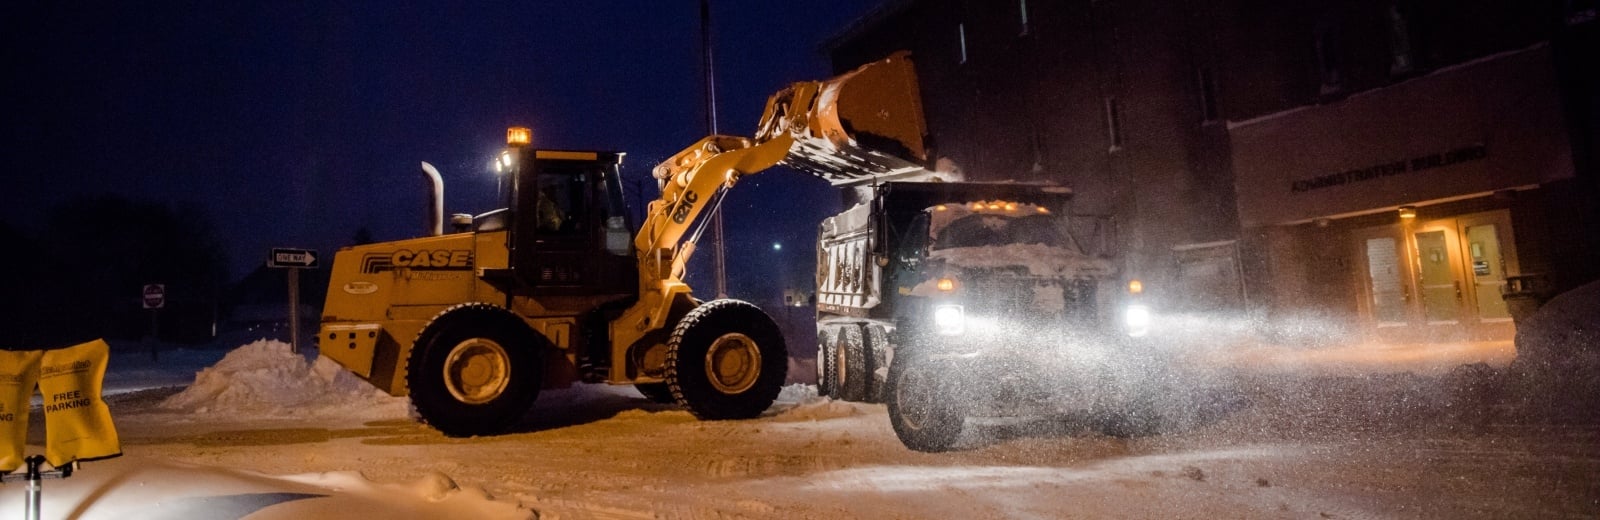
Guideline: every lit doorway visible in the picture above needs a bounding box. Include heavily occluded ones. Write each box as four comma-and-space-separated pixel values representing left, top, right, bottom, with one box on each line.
1356, 210, 1518, 342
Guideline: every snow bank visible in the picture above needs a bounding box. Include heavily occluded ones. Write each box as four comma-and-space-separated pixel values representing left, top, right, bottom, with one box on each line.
767, 384, 873, 422
1508, 279, 1600, 422
1514, 280, 1600, 367
159, 339, 411, 421
774, 383, 823, 405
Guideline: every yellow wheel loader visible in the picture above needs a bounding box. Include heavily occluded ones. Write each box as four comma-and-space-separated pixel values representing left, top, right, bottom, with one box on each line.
318, 53, 928, 436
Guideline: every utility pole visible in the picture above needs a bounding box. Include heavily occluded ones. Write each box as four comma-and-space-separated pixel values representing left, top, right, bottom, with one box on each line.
701, 0, 728, 298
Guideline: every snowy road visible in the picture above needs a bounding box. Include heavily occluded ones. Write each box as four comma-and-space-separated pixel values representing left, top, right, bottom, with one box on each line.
4, 341, 1598, 519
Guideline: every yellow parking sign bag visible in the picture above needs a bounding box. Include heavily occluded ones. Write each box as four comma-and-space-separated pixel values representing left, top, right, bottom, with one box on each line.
0, 349, 42, 473
38, 339, 121, 466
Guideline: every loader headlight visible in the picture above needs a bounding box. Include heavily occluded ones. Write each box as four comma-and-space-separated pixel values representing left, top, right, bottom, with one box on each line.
933, 305, 965, 336
1124, 304, 1152, 337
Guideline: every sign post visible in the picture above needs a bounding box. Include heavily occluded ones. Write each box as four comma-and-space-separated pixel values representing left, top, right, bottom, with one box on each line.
141, 283, 164, 361
267, 248, 318, 353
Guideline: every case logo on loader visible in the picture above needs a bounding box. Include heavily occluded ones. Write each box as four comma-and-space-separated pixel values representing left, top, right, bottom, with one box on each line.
362, 249, 474, 273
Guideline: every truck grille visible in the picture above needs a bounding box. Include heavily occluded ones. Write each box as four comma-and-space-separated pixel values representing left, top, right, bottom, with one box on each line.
966, 277, 1098, 325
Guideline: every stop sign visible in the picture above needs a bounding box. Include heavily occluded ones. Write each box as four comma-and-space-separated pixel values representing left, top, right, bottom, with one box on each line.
142, 284, 165, 309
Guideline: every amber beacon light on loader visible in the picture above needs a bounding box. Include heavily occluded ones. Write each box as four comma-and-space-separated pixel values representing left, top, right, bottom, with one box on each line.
317, 53, 929, 436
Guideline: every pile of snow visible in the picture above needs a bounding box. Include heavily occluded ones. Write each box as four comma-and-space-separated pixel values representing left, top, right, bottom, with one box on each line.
1513, 279, 1600, 369
768, 384, 871, 422
159, 339, 411, 421
774, 383, 823, 405
1508, 279, 1600, 422
927, 243, 1114, 277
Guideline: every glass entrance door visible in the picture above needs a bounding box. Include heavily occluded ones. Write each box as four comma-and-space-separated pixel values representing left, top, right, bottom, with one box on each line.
1355, 210, 1518, 342
1413, 225, 1465, 325
1360, 232, 1409, 327
1457, 213, 1518, 337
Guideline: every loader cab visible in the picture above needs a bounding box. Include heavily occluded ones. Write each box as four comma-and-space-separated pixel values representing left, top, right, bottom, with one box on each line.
505, 149, 637, 298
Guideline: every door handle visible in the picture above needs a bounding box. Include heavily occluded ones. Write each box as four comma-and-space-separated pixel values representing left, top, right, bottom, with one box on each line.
1455, 281, 1463, 302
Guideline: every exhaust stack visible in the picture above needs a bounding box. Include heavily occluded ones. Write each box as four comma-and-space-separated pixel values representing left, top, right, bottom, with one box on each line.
421, 161, 444, 236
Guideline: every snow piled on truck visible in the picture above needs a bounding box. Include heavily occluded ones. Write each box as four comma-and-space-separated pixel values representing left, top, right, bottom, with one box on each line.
910, 243, 1115, 300
158, 339, 412, 421
928, 243, 1114, 277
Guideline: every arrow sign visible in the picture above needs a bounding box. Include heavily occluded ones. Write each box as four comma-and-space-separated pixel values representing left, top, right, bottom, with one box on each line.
268, 248, 318, 269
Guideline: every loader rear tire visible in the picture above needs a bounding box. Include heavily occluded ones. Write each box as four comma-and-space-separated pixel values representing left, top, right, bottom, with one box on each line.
666, 299, 787, 420
887, 350, 963, 452
407, 304, 543, 437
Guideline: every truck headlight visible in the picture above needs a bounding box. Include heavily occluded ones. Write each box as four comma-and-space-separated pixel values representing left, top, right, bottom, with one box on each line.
1124, 304, 1152, 337
933, 304, 965, 335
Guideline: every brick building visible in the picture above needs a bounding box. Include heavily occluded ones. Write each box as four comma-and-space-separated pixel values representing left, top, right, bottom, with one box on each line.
825, 0, 1597, 344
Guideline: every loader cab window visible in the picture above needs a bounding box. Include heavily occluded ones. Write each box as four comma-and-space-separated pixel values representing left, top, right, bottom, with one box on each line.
598, 165, 633, 256
532, 166, 589, 237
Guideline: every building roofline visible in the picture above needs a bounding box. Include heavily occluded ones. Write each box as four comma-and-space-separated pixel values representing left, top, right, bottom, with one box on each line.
1226, 41, 1551, 131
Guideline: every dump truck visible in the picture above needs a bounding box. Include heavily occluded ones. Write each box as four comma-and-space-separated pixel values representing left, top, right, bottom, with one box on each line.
797, 67, 1167, 450
812, 180, 1165, 451
316, 53, 928, 436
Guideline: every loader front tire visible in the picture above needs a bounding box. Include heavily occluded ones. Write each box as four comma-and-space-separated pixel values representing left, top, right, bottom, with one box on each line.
407, 304, 543, 437
666, 299, 787, 420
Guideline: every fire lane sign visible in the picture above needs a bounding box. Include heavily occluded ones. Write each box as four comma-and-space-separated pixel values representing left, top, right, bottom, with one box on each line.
268, 248, 318, 269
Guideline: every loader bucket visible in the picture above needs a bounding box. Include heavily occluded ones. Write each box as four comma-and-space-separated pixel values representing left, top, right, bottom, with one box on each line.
756, 52, 932, 186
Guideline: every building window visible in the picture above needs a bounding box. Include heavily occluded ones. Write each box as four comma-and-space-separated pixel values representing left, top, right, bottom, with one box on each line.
1019, 0, 1031, 36
1387, 3, 1415, 75
1314, 18, 1344, 95
957, 23, 969, 64
1104, 96, 1123, 151
1197, 66, 1220, 123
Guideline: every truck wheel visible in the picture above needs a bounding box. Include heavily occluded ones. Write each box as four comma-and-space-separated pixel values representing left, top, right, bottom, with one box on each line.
666, 299, 788, 420
634, 382, 677, 404
863, 324, 890, 403
816, 327, 837, 397
834, 325, 870, 402
407, 304, 543, 437
887, 350, 963, 452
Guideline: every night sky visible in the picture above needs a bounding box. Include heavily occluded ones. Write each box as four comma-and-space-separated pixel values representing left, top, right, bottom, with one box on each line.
5, 2, 872, 302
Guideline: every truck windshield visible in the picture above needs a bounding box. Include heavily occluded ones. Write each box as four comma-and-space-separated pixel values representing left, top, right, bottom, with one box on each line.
933, 213, 1075, 250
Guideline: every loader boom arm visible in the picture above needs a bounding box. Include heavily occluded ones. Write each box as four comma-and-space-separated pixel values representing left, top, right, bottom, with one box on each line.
609, 52, 929, 375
